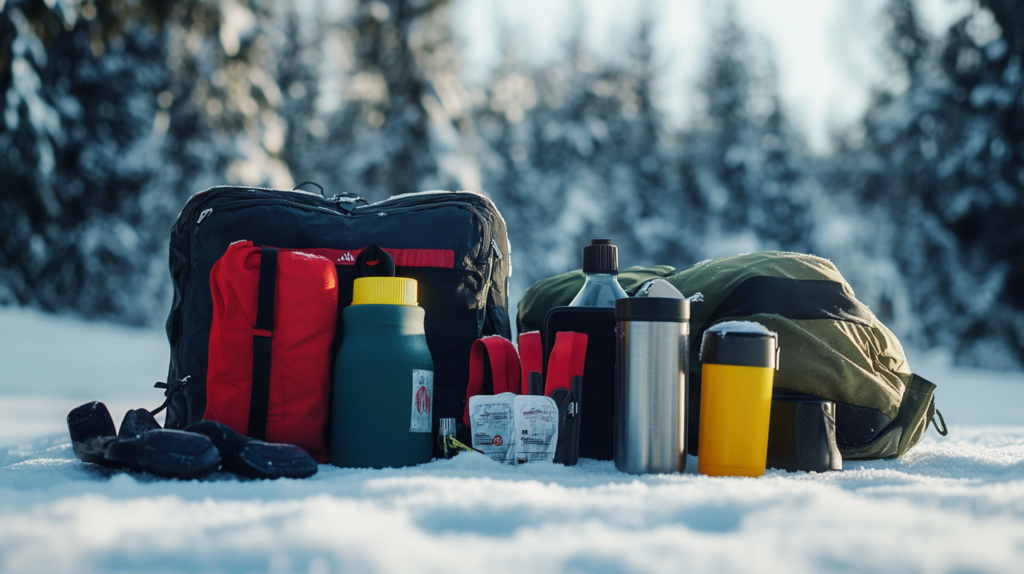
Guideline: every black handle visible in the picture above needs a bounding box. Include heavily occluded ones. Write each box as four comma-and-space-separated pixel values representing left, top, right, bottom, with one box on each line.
354, 245, 395, 278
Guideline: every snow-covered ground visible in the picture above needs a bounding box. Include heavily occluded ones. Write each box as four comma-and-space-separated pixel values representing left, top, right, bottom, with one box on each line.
1, 307, 1023, 574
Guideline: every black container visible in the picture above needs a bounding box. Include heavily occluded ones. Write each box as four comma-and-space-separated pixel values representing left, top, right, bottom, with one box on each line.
544, 306, 616, 460
766, 394, 843, 472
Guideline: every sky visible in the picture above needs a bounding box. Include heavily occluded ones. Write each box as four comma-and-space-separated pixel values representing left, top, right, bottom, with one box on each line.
453, 0, 975, 154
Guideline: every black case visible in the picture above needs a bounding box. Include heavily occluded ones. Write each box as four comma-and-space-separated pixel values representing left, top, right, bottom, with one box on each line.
549, 375, 583, 465
543, 306, 616, 460
164, 186, 511, 431
766, 392, 843, 472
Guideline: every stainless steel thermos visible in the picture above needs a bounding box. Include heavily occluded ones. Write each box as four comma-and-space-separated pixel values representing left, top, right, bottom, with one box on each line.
613, 285, 690, 474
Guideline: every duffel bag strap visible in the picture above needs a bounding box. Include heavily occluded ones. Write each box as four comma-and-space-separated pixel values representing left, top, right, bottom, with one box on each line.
248, 247, 278, 441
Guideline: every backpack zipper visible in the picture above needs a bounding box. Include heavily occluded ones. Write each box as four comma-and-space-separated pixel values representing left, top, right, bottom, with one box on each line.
477, 235, 511, 337
351, 201, 493, 262
188, 188, 497, 264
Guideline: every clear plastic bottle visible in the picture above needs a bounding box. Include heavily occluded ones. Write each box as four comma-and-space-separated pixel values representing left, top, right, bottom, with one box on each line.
569, 239, 628, 307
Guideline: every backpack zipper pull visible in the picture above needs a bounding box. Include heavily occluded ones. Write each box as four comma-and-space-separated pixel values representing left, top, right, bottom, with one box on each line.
197, 208, 213, 224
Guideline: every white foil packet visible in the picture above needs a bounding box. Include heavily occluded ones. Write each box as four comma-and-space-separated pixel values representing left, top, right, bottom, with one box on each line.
469, 393, 517, 465
514, 395, 559, 463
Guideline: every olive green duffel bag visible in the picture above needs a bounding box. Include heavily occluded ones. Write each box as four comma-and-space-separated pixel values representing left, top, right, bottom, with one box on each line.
518, 251, 946, 460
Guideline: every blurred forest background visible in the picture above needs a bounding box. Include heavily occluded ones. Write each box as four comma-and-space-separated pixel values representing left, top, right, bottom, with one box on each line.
1, 0, 1023, 369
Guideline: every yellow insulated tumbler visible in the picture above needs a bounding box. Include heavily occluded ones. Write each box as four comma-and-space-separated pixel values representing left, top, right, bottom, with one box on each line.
697, 322, 780, 477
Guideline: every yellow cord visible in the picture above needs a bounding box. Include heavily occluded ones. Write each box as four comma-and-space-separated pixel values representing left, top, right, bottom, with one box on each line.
443, 435, 482, 453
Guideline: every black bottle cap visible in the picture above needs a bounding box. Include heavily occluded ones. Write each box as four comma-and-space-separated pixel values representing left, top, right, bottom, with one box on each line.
582, 239, 618, 274
700, 329, 779, 369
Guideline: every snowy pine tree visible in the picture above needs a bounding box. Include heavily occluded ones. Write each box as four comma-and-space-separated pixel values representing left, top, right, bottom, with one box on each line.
843, 0, 1024, 366
275, 0, 326, 185
311, 0, 479, 202
472, 28, 547, 298
933, 0, 1024, 365
0, 1, 170, 323
476, 16, 688, 298
683, 4, 814, 259
0, 0, 296, 325
598, 15, 693, 270
154, 0, 292, 199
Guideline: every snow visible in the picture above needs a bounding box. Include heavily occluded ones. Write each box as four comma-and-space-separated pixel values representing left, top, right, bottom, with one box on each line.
2, 307, 1024, 573
705, 320, 776, 335
701, 321, 777, 361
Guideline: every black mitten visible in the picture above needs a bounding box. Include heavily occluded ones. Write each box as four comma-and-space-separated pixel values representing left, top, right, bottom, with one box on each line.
103, 430, 221, 480
118, 408, 162, 438
185, 420, 318, 480
68, 401, 220, 479
67, 401, 119, 466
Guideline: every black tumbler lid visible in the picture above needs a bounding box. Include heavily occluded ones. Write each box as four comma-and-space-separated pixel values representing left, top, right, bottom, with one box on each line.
615, 296, 690, 322
582, 239, 618, 275
700, 325, 779, 369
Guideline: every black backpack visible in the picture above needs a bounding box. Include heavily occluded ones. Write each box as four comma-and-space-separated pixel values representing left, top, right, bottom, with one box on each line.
162, 186, 511, 432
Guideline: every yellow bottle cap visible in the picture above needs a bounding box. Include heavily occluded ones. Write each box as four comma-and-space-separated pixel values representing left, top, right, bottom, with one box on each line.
351, 276, 418, 306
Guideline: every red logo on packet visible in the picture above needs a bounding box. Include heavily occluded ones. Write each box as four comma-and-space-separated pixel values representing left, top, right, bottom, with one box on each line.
493, 435, 503, 446
415, 386, 431, 415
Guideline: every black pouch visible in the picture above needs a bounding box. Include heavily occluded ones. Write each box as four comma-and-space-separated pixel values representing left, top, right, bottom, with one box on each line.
549, 375, 583, 465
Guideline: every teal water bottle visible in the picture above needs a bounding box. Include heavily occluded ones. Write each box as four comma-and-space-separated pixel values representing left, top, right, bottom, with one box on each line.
331, 273, 434, 468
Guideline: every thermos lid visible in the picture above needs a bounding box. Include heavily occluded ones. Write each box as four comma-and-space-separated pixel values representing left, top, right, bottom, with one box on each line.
352, 276, 418, 306
582, 239, 619, 275
700, 322, 779, 369
635, 278, 685, 298
615, 296, 690, 322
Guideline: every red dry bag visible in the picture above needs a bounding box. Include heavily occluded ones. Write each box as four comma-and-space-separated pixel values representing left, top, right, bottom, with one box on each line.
205, 241, 337, 462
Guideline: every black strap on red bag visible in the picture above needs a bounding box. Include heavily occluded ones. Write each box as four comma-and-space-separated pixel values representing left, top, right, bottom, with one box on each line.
248, 247, 278, 441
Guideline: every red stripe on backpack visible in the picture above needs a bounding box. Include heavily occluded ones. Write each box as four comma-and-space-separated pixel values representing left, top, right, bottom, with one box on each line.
287, 247, 455, 268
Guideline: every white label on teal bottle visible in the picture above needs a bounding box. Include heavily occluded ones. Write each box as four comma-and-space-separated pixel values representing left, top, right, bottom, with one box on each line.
410, 369, 433, 433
